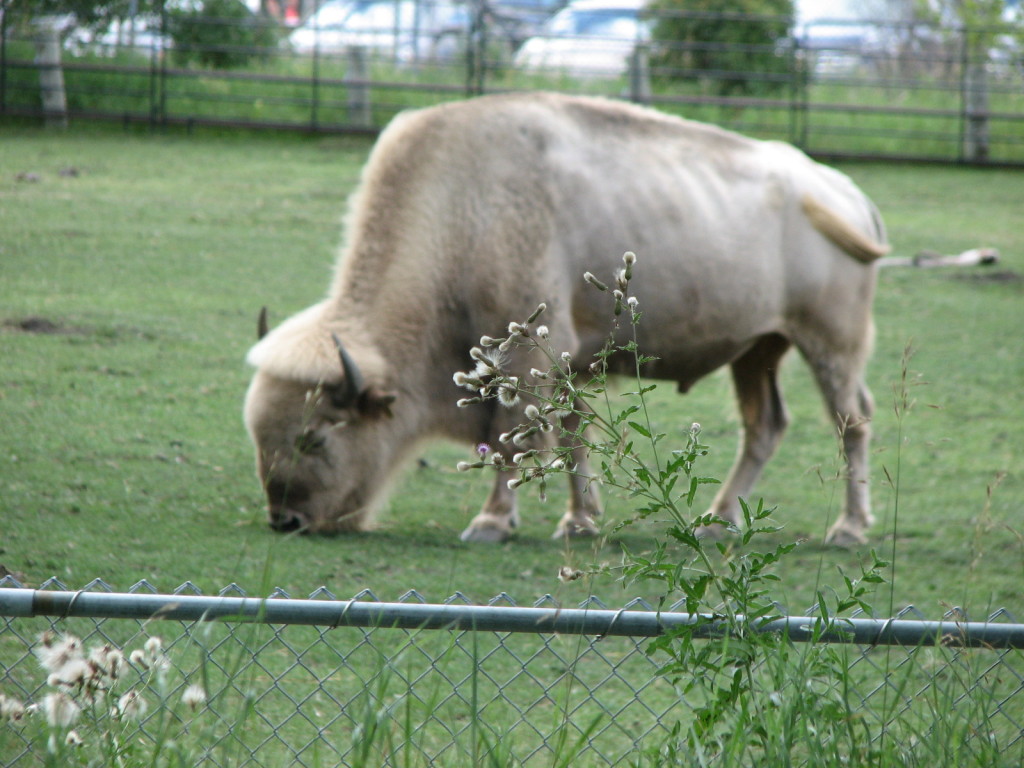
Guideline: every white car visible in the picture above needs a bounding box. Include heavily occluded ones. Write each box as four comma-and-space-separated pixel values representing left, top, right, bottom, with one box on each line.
289, 0, 470, 61
513, 0, 649, 77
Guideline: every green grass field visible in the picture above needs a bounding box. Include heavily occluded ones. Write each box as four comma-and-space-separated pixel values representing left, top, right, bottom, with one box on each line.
0, 123, 1022, 623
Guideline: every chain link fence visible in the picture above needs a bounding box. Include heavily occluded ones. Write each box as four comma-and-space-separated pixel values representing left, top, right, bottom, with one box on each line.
2, 576, 1023, 765
2, 1, 1024, 164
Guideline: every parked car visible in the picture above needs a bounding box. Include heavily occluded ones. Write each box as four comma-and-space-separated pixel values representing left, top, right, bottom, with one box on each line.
65, 15, 172, 55
288, 0, 471, 61
484, 0, 567, 49
513, 0, 649, 76
793, 0, 875, 76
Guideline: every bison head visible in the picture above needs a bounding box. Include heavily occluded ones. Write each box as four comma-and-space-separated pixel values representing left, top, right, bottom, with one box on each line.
243, 304, 398, 534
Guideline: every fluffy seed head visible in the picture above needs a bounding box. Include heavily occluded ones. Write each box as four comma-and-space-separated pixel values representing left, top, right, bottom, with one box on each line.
117, 690, 148, 721
496, 378, 520, 408
558, 566, 584, 583
42, 692, 80, 728
181, 683, 207, 711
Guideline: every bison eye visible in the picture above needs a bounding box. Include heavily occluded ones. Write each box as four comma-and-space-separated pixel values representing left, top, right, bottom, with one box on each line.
294, 429, 326, 455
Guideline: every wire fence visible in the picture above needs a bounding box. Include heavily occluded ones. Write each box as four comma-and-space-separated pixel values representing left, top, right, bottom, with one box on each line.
2, 577, 1023, 766
2, 0, 1024, 165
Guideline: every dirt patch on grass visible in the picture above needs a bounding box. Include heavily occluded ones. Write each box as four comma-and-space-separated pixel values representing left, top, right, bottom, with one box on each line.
4, 316, 87, 335
950, 270, 1022, 283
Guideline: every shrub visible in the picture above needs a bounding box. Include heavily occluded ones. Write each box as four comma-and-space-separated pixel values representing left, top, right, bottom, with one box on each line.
168, 0, 281, 69
648, 0, 795, 96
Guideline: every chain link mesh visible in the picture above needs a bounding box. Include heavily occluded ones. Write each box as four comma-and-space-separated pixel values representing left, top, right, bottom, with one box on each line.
2, 577, 1022, 766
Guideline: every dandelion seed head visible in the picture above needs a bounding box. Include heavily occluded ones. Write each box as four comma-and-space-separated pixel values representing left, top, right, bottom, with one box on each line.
0, 694, 26, 722
50, 658, 91, 689
117, 690, 148, 721
558, 566, 584, 583
496, 378, 520, 408
181, 683, 207, 711
35, 634, 83, 674
42, 692, 80, 729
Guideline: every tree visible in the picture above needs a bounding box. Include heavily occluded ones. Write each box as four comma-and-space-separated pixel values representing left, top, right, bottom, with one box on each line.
648, 0, 795, 96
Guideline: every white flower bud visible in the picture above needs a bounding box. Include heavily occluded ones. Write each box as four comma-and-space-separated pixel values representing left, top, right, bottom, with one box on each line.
524, 404, 541, 420
583, 272, 609, 292
536, 325, 549, 339
507, 477, 524, 490
456, 461, 473, 472
529, 368, 549, 380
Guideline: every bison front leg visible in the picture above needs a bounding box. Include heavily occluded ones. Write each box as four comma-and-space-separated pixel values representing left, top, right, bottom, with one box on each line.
460, 471, 520, 543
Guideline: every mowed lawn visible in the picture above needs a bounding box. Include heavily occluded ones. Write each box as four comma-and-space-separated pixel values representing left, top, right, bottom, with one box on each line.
0, 123, 1021, 620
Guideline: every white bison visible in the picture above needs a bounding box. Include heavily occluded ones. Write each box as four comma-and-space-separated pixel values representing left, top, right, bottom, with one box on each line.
244, 91, 889, 546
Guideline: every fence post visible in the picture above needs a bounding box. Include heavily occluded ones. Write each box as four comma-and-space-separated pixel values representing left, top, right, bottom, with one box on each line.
628, 46, 651, 104
33, 16, 68, 128
962, 28, 990, 162
345, 45, 372, 128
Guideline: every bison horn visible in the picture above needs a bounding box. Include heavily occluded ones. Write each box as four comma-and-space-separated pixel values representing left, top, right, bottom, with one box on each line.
257, 307, 269, 340
331, 333, 364, 407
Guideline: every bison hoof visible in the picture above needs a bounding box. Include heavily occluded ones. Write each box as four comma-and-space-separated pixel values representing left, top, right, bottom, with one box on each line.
824, 522, 869, 548
693, 523, 727, 541
552, 514, 600, 540
460, 517, 515, 543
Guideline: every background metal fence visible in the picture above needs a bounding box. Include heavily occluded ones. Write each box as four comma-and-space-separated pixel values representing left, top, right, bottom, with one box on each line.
2, 577, 1023, 766
2, 0, 1024, 165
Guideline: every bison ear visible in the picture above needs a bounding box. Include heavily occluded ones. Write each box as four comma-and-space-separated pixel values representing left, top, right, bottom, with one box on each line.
357, 385, 397, 419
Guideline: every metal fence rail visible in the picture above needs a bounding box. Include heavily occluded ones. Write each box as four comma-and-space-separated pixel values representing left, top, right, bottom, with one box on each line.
2, 578, 1023, 766
3, 1, 1024, 165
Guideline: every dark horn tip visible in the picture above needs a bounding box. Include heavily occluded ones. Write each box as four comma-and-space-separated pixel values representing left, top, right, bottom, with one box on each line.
257, 307, 269, 340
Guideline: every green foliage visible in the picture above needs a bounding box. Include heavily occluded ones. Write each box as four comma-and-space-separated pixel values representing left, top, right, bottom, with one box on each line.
648, 0, 795, 95
168, 0, 281, 69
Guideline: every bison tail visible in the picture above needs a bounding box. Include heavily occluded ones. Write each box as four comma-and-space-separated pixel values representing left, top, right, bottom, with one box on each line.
801, 194, 891, 265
